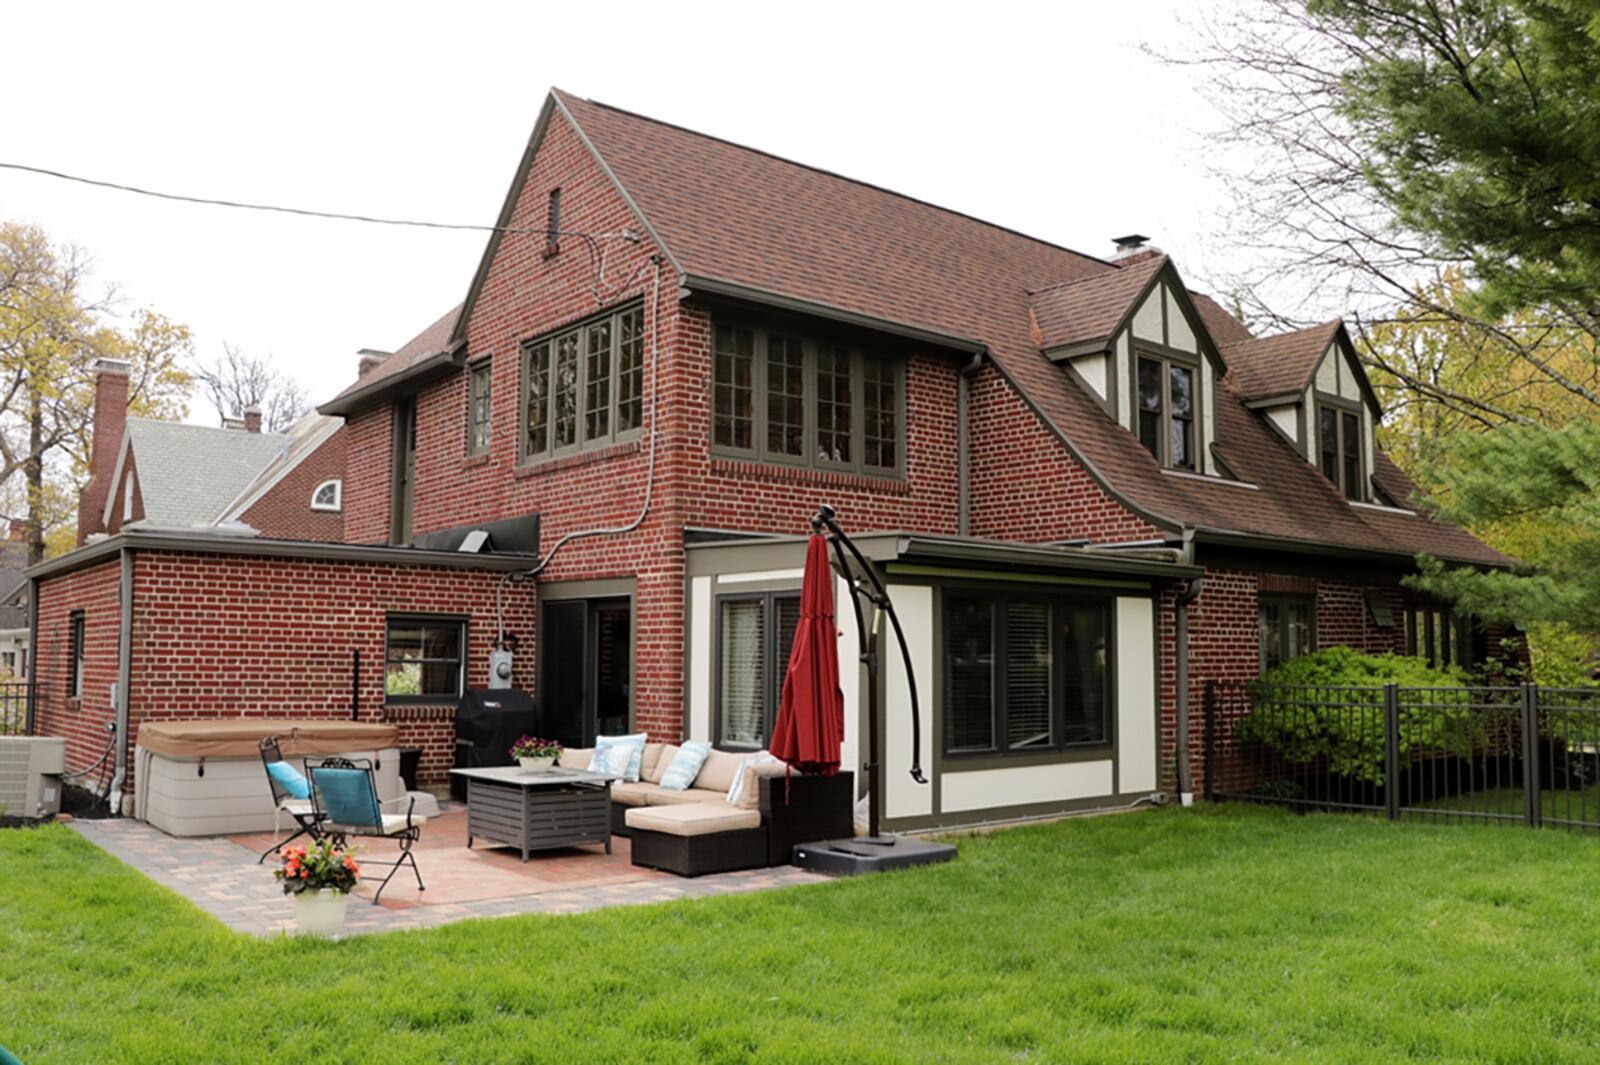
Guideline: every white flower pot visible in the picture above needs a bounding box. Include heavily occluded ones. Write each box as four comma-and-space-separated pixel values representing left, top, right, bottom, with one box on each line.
518, 755, 557, 773
293, 888, 350, 937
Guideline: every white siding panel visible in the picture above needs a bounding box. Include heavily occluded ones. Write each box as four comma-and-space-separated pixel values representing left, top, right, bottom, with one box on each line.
1132, 285, 1164, 342
1266, 404, 1299, 443
1315, 346, 1338, 393
1165, 288, 1196, 352
687, 576, 713, 742
1116, 596, 1158, 793
837, 574, 862, 793
1115, 331, 1132, 429
885, 584, 934, 818
1073, 352, 1109, 401
941, 760, 1114, 813
1200, 357, 1216, 474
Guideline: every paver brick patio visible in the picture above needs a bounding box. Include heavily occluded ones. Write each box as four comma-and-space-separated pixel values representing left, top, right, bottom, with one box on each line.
69, 805, 831, 938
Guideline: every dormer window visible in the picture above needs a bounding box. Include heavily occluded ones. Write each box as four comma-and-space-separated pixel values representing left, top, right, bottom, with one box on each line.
1317, 403, 1364, 499
1136, 354, 1197, 471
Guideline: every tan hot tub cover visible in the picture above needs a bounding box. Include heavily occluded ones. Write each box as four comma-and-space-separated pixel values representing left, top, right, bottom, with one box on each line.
135, 719, 401, 759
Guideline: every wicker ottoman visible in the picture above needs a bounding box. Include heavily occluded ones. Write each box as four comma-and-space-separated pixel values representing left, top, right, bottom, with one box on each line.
625, 804, 766, 877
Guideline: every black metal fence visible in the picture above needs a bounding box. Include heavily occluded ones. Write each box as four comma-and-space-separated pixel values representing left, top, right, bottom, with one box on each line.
1204, 680, 1600, 831
0, 681, 34, 735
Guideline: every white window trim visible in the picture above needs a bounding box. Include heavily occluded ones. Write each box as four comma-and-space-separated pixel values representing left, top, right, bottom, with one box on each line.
311, 479, 342, 512
122, 476, 134, 521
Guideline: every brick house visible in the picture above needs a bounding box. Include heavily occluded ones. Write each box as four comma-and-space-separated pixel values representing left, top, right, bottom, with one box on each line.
31, 89, 1514, 828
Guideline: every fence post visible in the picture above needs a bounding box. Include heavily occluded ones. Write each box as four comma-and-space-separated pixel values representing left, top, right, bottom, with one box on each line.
1521, 682, 1541, 829
1203, 680, 1217, 803
24, 678, 34, 736
1383, 683, 1400, 821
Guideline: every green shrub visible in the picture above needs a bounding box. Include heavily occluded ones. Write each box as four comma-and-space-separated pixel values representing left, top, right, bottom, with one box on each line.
1235, 647, 1485, 784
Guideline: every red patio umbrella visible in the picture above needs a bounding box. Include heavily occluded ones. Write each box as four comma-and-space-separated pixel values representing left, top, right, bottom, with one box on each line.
769, 533, 845, 775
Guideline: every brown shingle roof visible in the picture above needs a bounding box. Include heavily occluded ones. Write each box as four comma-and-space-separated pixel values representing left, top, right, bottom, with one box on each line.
323, 304, 462, 409
1028, 257, 1167, 351
1223, 320, 1343, 401
1191, 293, 1255, 346
462, 90, 1510, 567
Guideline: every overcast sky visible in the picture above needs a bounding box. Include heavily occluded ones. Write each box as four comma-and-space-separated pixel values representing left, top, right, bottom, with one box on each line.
3, 0, 1238, 423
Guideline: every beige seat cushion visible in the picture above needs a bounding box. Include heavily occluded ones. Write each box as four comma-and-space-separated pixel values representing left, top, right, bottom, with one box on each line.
644, 744, 679, 785
611, 782, 657, 807
695, 749, 750, 795
625, 803, 762, 837
639, 743, 665, 781
560, 747, 592, 771
643, 787, 717, 807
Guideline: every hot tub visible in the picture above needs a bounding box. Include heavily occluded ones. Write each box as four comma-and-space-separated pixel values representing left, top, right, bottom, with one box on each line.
134, 719, 402, 837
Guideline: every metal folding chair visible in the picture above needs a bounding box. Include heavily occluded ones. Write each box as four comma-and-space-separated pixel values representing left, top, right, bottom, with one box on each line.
308, 757, 426, 903
257, 736, 326, 864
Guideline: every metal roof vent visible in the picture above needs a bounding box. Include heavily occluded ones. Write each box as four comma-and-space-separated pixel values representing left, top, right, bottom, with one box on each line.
1112, 234, 1154, 260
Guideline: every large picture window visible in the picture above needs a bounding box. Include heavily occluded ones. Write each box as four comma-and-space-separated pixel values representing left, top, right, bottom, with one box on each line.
712, 321, 903, 476
1316, 400, 1365, 500
1135, 353, 1197, 471
520, 304, 645, 461
384, 616, 466, 704
1258, 594, 1315, 672
943, 590, 1110, 758
715, 592, 802, 750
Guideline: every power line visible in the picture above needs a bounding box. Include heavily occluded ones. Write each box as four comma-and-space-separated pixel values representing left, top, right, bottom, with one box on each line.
0, 160, 615, 243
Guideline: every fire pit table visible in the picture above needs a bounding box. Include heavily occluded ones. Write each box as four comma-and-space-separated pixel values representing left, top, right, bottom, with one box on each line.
449, 766, 617, 861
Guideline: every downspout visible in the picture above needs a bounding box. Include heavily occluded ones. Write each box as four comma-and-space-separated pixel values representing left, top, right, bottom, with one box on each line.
1173, 528, 1201, 808
956, 353, 983, 537
109, 546, 133, 815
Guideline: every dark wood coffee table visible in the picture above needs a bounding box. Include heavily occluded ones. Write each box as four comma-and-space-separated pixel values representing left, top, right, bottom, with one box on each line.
450, 766, 616, 861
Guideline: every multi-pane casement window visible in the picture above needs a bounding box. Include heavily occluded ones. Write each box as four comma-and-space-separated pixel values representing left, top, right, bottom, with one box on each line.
1258, 595, 1315, 672
715, 592, 801, 750
943, 590, 1110, 757
1405, 604, 1479, 670
520, 304, 645, 461
1316, 402, 1364, 500
1135, 353, 1198, 470
467, 358, 492, 455
712, 322, 904, 476
384, 616, 466, 704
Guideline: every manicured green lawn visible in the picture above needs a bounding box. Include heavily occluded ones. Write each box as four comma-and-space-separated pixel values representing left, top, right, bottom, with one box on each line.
5, 807, 1600, 1063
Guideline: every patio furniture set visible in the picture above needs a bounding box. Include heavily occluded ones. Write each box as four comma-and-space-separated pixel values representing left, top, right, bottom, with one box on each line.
259, 735, 854, 895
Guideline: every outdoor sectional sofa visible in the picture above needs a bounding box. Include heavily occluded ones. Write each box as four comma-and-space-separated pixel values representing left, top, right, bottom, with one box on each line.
561, 743, 853, 875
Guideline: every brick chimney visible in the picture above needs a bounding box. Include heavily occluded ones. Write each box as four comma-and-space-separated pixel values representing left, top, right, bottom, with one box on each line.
357, 349, 391, 378
242, 406, 262, 433
1111, 233, 1163, 266
76, 358, 133, 545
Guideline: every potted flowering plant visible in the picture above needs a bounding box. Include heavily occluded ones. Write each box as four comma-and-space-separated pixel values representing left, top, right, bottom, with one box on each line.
275, 838, 360, 936
510, 735, 562, 773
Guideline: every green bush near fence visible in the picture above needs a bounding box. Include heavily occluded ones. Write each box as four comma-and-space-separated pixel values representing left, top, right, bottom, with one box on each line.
1235, 647, 1482, 784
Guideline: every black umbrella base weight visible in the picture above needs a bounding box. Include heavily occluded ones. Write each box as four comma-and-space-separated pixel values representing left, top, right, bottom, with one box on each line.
791, 834, 957, 875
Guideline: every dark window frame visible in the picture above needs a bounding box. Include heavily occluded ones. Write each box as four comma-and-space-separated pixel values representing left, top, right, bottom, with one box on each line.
1258, 593, 1317, 673
466, 357, 492, 456
1134, 347, 1201, 471
518, 303, 646, 464
940, 587, 1114, 761
712, 590, 802, 751
1314, 394, 1366, 500
67, 610, 85, 698
710, 318, 906, 478
1404, 603, 1477, 670
383, 614, 468, 706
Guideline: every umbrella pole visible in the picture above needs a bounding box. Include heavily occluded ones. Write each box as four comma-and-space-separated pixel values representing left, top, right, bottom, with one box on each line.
867, 617, 883, 840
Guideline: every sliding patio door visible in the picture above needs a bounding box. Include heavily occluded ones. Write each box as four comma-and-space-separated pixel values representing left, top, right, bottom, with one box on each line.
540, 597, 632, 746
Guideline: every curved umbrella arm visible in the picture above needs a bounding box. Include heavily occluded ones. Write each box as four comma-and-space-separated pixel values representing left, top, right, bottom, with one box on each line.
813, 506, 928, 785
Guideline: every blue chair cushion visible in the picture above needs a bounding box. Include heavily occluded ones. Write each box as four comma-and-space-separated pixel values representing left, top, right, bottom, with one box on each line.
266, 760, 310, 800
312, 767, 382, 827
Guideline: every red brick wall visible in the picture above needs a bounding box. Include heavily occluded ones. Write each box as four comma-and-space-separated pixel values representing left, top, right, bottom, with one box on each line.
967, 365, 1165, 544
32, 559, 122, 777
342, 407, 392, 545
34, 550, 537, 794
239, 426, 346, 542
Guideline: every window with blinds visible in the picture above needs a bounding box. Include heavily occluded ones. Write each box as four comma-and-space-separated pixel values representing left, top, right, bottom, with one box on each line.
943, 590, 1111, 758
716, 592, 802, 750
